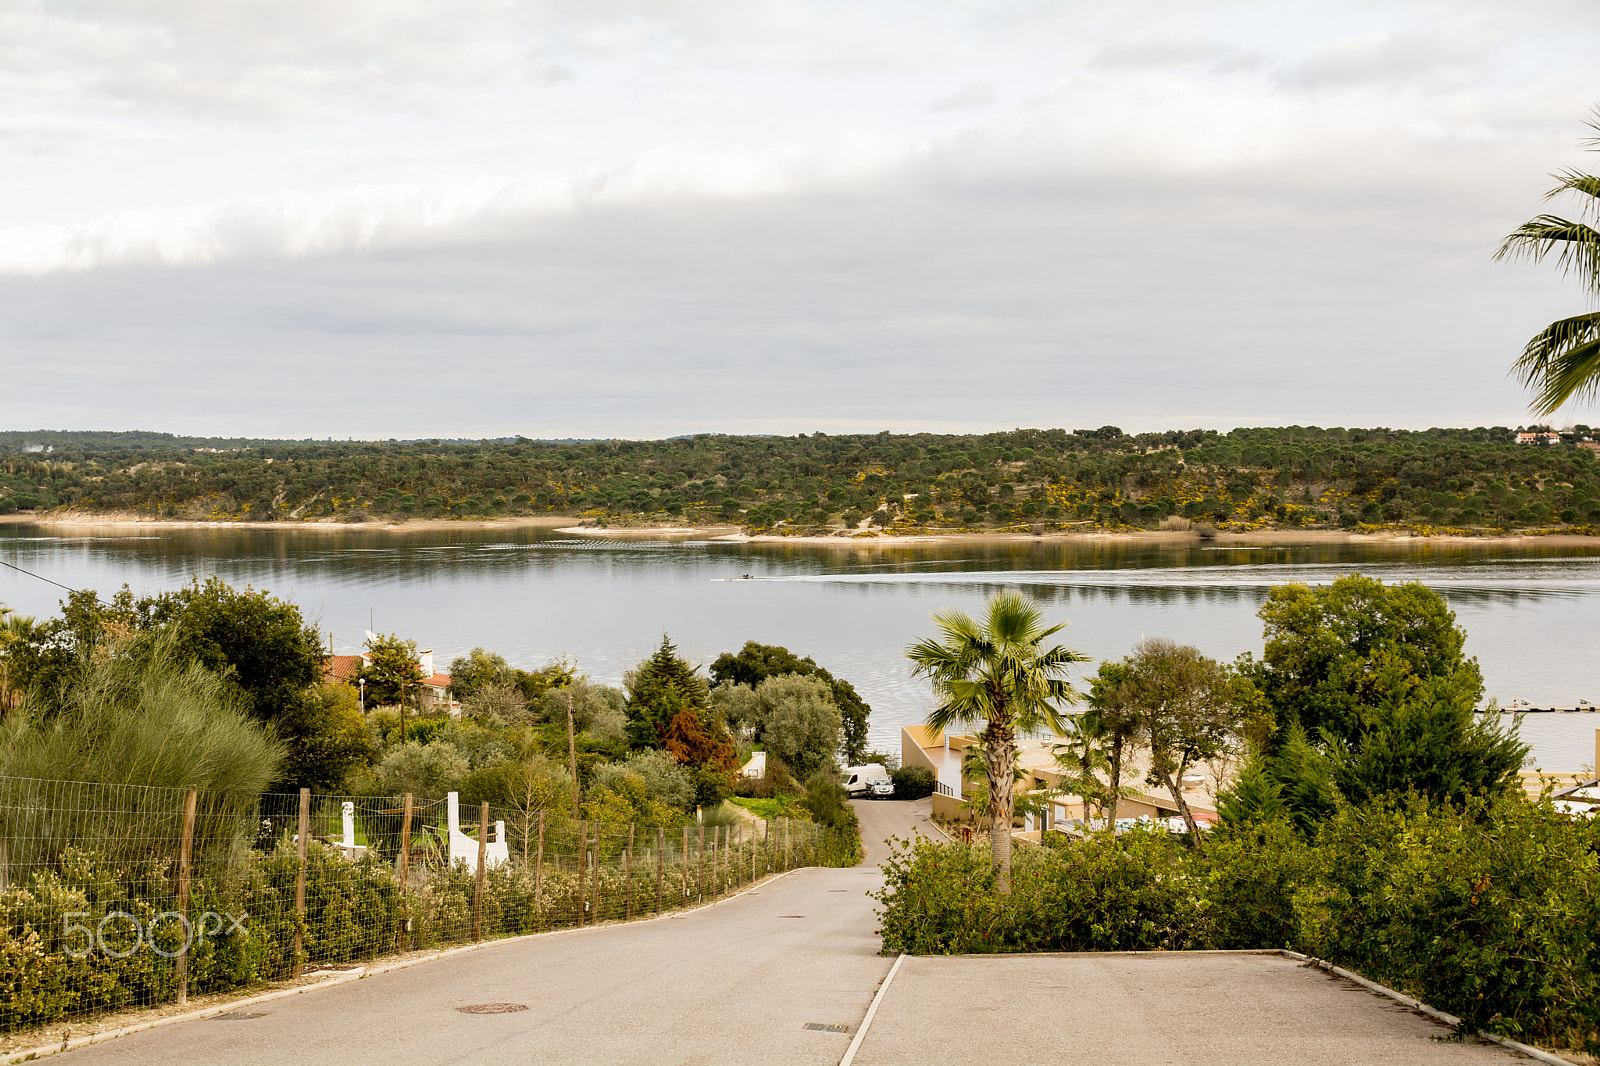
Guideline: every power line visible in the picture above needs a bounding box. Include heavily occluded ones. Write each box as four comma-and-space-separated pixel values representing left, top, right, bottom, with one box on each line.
0, 557, 81, 595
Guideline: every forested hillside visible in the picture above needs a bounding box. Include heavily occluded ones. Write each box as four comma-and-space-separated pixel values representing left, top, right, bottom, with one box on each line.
3, 424, 1598, 534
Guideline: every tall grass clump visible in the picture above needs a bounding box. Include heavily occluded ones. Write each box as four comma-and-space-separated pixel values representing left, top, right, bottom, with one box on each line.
0, 629, 282, 867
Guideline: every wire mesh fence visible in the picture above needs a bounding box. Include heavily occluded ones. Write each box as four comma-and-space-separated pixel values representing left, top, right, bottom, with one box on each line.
0, 776, 830, 1037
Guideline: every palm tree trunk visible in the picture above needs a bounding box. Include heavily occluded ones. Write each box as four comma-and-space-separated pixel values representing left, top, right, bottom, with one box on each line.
984, 721, 1016, 894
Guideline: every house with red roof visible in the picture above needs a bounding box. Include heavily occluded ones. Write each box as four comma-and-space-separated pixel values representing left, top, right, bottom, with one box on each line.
324, 648, 459, 714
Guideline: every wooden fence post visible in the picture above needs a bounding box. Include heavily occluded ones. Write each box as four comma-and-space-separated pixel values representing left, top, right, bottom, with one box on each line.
582, 816, 595, 915
398, 793, 413, 948
472, 801, 488, 942
175, 789, 197, 1006
534, 811, 546, 927
589, 821, 602, 923
680, 826, 689, 902
655, 827, 664, 913
784, 819, 791, 870
292, 788, 310, 977
399, 794, 413, 893
625, 825, 635, 920
697, 823, 706, 903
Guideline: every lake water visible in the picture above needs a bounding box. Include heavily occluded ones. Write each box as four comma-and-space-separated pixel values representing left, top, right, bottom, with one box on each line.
3, 525, 1597, 773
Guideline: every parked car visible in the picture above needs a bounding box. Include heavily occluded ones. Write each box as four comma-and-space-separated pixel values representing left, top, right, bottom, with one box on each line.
840, 764, 892, 797
869, 779, 896, 799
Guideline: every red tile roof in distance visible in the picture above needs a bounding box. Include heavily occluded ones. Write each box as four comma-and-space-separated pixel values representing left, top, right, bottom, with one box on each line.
325, 655, 364, 685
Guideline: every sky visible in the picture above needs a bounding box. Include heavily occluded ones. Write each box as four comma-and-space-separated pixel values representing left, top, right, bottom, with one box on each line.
3, 0, 1600, 440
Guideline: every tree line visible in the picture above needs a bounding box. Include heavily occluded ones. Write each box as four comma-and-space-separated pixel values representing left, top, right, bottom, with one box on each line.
5, 424, 1600, 533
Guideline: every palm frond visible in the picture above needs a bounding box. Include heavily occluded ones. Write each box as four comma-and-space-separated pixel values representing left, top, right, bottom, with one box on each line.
1511, 312, 1600, 416
1494, 215, 1600, 291
1545, 169, 1600, 213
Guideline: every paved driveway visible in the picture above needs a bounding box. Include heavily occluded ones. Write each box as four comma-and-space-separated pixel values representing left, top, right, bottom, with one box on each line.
851, 952, 1532, 1066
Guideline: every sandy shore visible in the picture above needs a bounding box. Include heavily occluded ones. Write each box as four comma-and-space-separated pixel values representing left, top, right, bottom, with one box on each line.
17, 512, 584, 534
706, 527, 1600, 549
555, 524, 742, 538
9, 513, 1600, 548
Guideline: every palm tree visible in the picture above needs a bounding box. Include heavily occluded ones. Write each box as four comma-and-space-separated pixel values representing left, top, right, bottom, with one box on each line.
1049, 708, 1127, 829
1495, 112, 1600, 416
906, 591, 1087, 893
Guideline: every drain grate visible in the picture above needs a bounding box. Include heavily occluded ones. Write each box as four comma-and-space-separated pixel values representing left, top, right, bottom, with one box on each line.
456, 1003, 530, 1015
778, 915, 805, 918
803, 1023, 851, 1033
211, 1013, 267, 1021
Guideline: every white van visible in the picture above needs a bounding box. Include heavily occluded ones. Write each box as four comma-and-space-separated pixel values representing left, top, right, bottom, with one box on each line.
840, 764, 893, 797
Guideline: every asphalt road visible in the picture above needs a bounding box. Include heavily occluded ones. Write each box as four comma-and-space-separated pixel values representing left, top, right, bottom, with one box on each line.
49, 799, 1543, 1066
56, 799, 931, 1066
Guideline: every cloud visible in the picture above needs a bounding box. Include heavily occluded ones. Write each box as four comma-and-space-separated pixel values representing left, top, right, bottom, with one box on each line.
3, 0, 1600, 436
1288, 27, 1493, 90
1090, 35, 1261, 73
931, 82, 994, 111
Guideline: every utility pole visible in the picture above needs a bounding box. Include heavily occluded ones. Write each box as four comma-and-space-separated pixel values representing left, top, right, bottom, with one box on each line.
566, 687, 579, 818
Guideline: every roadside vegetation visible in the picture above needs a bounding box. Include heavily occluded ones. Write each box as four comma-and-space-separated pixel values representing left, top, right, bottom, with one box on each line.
6, 424, 1600, 535
883, 582, 1600, 1053
0, 584, 871, 845
0, 580, 868, 1034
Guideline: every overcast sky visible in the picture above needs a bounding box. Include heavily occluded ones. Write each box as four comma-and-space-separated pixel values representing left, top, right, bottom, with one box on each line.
3, 0, 1599, 440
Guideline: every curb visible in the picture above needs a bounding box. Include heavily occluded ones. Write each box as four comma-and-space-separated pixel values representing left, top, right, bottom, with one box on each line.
1, 866, 806, 1064
1283, 951, 1578, 1066
838, 952, 904, 1066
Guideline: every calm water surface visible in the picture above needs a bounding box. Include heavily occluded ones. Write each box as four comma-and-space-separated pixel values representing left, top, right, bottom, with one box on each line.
2, 525, 1596, 771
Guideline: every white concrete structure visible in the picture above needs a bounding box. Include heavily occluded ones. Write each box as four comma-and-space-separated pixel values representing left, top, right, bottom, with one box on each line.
331, 800, 370, 859
740, 751, 767, 779
446, 791, 509, 872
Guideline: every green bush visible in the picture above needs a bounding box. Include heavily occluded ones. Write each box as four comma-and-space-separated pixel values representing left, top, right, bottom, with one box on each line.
800, 771, 863, 867
888, 766, 934, 800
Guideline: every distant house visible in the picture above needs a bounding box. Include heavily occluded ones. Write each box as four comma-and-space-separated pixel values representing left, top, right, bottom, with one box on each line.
901, 724, 1220, 833
740, 751, 767, 779
324, 648, 459, 713
1515, 431, 1562, 445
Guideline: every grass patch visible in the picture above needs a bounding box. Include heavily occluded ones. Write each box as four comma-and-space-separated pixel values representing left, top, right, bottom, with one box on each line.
728, 794, 808, 821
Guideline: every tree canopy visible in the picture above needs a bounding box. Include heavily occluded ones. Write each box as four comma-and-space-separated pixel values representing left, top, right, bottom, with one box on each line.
1246, 574, 1483, 745
709, 640, 870, 763
8, 423, 1600, 536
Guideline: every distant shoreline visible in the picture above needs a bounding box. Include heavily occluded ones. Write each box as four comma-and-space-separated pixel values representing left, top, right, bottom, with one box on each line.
8, 512, 1600, 549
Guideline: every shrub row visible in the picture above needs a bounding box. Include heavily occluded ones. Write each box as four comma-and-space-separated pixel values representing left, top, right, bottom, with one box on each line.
2, 820, 839, 1035
874, 794, 1600, 1052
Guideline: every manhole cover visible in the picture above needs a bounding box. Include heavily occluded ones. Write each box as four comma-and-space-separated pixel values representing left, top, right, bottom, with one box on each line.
456, 1003, 530, 1015
803, 1022, 850, 1033
212, 1012, 267, 1021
